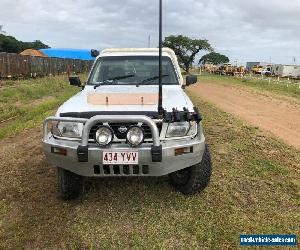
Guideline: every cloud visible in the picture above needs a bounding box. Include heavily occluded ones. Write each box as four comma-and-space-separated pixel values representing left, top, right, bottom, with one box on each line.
0, 0, 299, 64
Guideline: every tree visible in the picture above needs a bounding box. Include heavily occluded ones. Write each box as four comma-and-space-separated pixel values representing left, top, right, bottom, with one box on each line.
199, 52, 229, 65
0, 34, 21, 53
0, 34, 50, 53
162, 35, 213, 73
24, 40, 50, 50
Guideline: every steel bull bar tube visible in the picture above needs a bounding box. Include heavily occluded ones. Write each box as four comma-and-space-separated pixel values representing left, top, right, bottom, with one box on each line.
43, 115, 162, 163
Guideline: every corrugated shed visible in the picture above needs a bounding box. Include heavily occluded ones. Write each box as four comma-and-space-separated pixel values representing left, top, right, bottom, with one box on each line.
40, 48, 94, 60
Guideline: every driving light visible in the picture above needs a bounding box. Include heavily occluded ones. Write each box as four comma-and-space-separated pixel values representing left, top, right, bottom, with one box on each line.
95, 126, 114, 146
126, 126, 144, 146
52, 122, 83, 139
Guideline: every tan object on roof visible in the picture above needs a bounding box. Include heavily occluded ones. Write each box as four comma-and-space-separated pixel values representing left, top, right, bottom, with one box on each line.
20, 49, 48, 57
87, 93, 158, 105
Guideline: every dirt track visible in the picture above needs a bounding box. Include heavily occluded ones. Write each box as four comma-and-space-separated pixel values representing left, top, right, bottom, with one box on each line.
189, 82, 300, 149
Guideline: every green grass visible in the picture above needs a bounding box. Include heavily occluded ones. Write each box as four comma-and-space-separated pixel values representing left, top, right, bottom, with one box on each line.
0, 76, 75, 103
0, 76, 299, 249
0, 75, 85, 138
0, 93, 75, 139
198, 73, 300, 99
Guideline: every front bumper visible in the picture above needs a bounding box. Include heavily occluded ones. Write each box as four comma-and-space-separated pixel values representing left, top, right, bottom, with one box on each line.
43, 115, 205, 177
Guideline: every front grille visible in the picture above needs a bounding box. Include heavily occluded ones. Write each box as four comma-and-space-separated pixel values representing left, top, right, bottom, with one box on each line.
89, 123, 162, 142
110, 122, 136, 139
94, 165, 149, 175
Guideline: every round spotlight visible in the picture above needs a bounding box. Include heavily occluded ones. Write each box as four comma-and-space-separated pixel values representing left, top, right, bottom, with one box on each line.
94, 125, 114, 146
126, 126, 144, 146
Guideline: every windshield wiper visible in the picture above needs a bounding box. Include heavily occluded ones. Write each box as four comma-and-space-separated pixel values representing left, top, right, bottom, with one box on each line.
136, 74, 169, 86
93, 74, 135, 89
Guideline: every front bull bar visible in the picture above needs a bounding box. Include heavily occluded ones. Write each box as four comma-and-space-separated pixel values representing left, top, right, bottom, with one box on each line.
43, 115, 162, 163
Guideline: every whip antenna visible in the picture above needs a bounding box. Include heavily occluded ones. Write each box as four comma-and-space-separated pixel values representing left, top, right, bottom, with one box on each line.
158, 0, 163, 117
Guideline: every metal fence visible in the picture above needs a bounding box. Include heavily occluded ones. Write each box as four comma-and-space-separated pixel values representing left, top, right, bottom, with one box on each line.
0, 52, 94, 78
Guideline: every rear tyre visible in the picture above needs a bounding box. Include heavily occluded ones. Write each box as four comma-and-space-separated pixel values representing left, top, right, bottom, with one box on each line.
169, 144, 212, 195
57, 167, 85, 200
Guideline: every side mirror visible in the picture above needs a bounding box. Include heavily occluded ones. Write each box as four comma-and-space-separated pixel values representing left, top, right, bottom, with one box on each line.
91, 49, 100, 58
69, 76, 81, 87
186, 75, 198, 86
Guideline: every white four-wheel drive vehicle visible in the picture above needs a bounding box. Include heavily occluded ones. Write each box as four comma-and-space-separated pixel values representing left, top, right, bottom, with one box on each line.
43, 48, 212, 199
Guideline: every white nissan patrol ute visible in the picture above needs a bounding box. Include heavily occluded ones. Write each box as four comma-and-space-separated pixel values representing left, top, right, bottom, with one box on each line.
43, 48, 212, 200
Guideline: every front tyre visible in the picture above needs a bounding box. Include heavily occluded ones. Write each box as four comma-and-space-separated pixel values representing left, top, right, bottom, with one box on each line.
57, 167, 85, 200
169, 144, 212, 195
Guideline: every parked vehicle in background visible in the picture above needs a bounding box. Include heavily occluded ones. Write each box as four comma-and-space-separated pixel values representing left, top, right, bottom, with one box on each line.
271, 64, 300, 78
261, 67, 272, 76
215, 63, 245, 76
246, 61, 269, 72
251, 65, 263, 74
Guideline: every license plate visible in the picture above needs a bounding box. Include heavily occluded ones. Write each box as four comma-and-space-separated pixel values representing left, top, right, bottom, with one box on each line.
102, 151, 139, 165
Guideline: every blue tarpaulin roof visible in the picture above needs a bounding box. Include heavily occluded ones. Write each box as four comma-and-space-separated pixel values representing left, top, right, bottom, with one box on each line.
40, 48, 94, 60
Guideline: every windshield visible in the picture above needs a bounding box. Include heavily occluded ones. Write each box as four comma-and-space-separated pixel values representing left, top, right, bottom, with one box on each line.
88, 56, 179, 85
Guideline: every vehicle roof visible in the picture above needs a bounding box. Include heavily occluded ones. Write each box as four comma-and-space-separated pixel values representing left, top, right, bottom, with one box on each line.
101, 48, 175, 57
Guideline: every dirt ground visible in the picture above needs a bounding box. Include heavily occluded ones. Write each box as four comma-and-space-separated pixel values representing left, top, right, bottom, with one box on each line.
189, 82, 300, 149
0, 127, 65, 248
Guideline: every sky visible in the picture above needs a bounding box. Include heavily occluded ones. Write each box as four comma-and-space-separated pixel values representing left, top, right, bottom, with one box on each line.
0, 0, 300, 65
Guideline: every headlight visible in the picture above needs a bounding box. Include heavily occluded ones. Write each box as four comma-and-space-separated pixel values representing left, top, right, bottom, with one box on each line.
95, 126, 114, 146
126, 126, 144, 146
166, 121, 197, 138
52, 122, 84, 139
